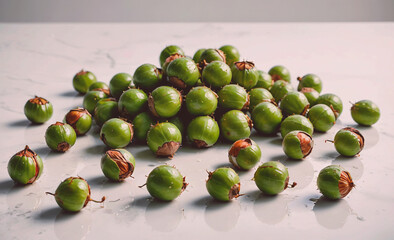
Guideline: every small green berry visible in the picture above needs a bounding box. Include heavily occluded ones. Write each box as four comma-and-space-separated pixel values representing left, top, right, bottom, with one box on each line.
249, 88, 274, 111
231, 61, 259, 90
8, 146, 43, 185
24, 96, 53, 124
270, 80, 294, 103
187, 116, 220, 148
45, 122, 77, 152
218, 84, 249, 111
300, 88, 319, 106
327, 127, 364, 157
254, 161, 294, 195
255, 70, 273, 89
83, 90, 109, 115
132, 112, 155, 142
268, 65, 291, 83
206, 167, 240, 201
316, 93, 343, 119
351, 100, 380, 126
109, 73, 133, 99
202, 61, 232, 89
252, 102, 283, 135
186, 86, 218, 116
147, 122, 182, 158
307, 104, 336, 132
167, 57, 200, 89
100, 118, 133, 148
297, 74, 322, 93
88, 81, 109, 91
199, 48, 226, 67
101, 149, 135, 181
280, 114, 314, 138
148, 86, 182, 118
133, 64, 163, 91
192, 48, 206, 63
279, 91, 310, 116
219, 45, 240, 66
73, 70, 97, 94
219, 110, 252, 142
118, 88, 148, 119
94, 98, 119, 127
64, 108, 92, 135
317, 165, 354, 200
159, 45, 185, 67
282, 131, 314, 160
229, 138, 261, 170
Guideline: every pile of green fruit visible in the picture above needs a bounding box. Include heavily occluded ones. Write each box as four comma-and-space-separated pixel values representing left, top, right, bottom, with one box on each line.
8, 45, 380, 211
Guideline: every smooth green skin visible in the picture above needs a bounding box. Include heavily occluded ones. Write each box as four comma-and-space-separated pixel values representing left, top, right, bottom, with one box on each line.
219, 45, 240, 66
333, 129, 362, 157
351, 100, 380, 126
307, 104, 336, 132
147, 122, 182, 153
187, 116, 220, 147
100, 118, 132, 148
88, 81, 109, 91
280, 115, 314, 138
159, 45, 185, 67
54, 178, 90, 212
109, 73, 133, 99
73, 71, 97, 94
255, 70, 273, 89
268, 65, 291, 83
231, 63, 259, 90
200, 49, 225, 64
317, 165, 344, 199
160, 116, 185, 136
249, 88, 274, 111
146, 165, 184, 201
133, 64, 163, 91
270, 80, 294, 103
45, 124, 76, 152
193, 48, 206, 63
282, 131, 308, 159
83, 90, 109, 115
167, 57, 200, 87
24, 100, 53, 124
8, 153, 43, 184
280, 91, 310, 116
132, 112, 155, 142
219, 110, 251, 142
301, 88, 320, 106
252, 102, 283, 135
316, 93, 343, 118
202, 61, 232, 89
218, 84, 248, 110
233, 140, 262, 170
297, 74, 322, 93
94, 99, 119, 126
150, 86, 182, 118
254, 161, 289, 195
101, 149, 135, 181
64, 112, 92, 135
206, 168, 240, 201
186, 87, 218, 115
118, 89, 148, 119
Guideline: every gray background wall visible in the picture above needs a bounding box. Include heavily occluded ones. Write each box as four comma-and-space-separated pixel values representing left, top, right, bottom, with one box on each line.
0, 0, 393, 22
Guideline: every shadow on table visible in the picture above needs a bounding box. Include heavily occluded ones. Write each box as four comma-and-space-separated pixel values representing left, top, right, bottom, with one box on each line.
312, 196, 351, 229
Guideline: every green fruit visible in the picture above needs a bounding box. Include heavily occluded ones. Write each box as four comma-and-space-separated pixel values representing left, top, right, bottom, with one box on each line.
218, 84, 249, 111
186, 86, 218, 115
255, 70, 273, 89
100, 118, 133, 148
268, 65, 291, 83
329, 127, 365, 157
88, 81, 109, 91
254, 161, 290, 195
160, 115, 185, 136
118, 88, 148, 119
316, 93, 343, 118
45, 122, 77, 152
133, 64, 163, 91
229, 138, 261, 170
192, 48, 206, 63
249, 88, 274, 111
24, 96, 53, 124
279, 91, 310, 116
252, 102, 283, 135
64, 108, 92, 135
270, 80, 294, 102
162, 54, 185, 76
231, 61, 259, 90
219, 110, 252, 142
72, 70, 97, 94
300, 88, 319, 106
307, 104, 336, 132
8, 146, 43, 185
206, 167, 240, 201
109, 73, 133, 99
146, 165, 187, 201
280, 114, 314, 138
83, 90, 109, 115
202, 61, 232, 88
351, 100, 380, 126
282, 131, 314, 160
101, 149, 135, 181
317, 165, 354, 200
94, 98, 119, 126
199, 48, 226, 66
187, 116, 220, 148
166, 57, 200, 89
219, 45, 240, 66
148, 86, 182, 118
132, 112, 155, 142
297, 74, 322, 93
159, 45, 185, 67
147, 122, 182, 158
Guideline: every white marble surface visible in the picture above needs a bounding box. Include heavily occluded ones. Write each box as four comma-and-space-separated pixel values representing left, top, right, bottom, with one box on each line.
0, 23, 393, 240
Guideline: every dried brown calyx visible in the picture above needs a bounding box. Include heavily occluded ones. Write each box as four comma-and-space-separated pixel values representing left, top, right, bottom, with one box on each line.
77, 69, 88, 76
229, 183, 241, 200
168, 76, 187, 89
229, 138, 252, 157
297, 76, 303, 82
343, 127, 365, 152
297, 132, 313, 158
155, 67, 163, 78
57, 142, 71, 152
234, 61, 255, 71
242, 94, 250, 110
17, 145, 40, 184
156, 141, 181, 159
91, 88, 110, 95
216, 49, 226, 62
338, 171, 354, 198
165, 53, 184, 65
181, 176, 188, 192
301, 104, 310, 116
29, 96, 49, 105
65, 108, 91, 135
301, 87, 317, 93
148, 94, 159, 118
283, 176, 297, 190
193, 139, 209, 148
329, 105, 339, 120
246, 115, 253, 129
106, 150, 134, 180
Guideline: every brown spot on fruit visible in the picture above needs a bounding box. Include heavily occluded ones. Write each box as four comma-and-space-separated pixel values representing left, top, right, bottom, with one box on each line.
156, 141, 181, 159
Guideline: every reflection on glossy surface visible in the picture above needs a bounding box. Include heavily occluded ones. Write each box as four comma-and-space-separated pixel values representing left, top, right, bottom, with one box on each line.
279, 158, 314, 189
54, 210, 92, 240
313, 196, 350, 229
145, 199, 183, 232
204, 199, 240, 231
332, 156, 364, 181
253, 192, 288, 225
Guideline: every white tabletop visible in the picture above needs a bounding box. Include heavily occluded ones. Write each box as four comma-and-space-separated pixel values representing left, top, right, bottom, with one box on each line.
0, 23, 393, 240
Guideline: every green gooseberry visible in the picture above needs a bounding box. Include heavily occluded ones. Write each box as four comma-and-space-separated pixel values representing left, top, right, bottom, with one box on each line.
351, 100, 380, 126
255, 70, 273, 90
162, 53, 185, 77
254, 161, 292, 195
282, 131, 314, 160
193, 48, 206, 63
148, 86, 182, 118
252, 102, 283, 135
166, 57, 200, 89
47, 177, 105, 212
133, 64, 163, 91
160, 115, 185, 136
146, 165, 187, 201
300, 87, 319, 106
64, 108, 92, 135
307, 104, 336, 132
270, 80, 294, 103
109, 73, 133, 99
219, 45, 240, 66
327, 127, 365, 157
218, 84, 249, 111
279, 91, 310, 116
186, 86, 218, 116
72, 70, 97, 94
45, 122, 77, 152
317, 165, 354, 200
83, 90, 109, 115
159, 45, 185, 67
187, 116, 220, 148
316, 93, 343, 118
147, 122, 182, 158
219, 110, 252, 142
280, 114, 314, 138
94, 98, 119, 127
101, 149, 136, 181
228, 138, 261, 170
24, 96, 53, 124
202, 61, 232, 89
206, 167, 240, 201
100, 118, 133, 148
199, 48, 226, 66
88, 81, 109, 91
118, 88, 148, 119
231, 61, 259, 90
132, 112, 155, 142
8, 145, 43, 185
249, 88, 274, 111
297, 74, 322, 93
268, 65, 291, 83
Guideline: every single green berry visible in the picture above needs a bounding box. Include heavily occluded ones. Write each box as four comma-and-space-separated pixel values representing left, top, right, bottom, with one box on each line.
162, 53, 185, 77
279, 91, 310, 116
255, 70, 273, 89
252, 102, 283, 135
100, 118, 133, 148
219, 45, 240, 66
159, 45, 185, 67
132, 112, 155, 142
268, 65, 291, 83
24, 96, 53, 124
300, 88, 319, 106
109, 73, 133, 99
280, 114, 314, 138
94, 98, 119, 127
64, 108, 92, 135
202, 61, 232, 89
83, 90, 109, 115
146, 165, 187, 201
118, 88, 148, 119
282, 131, 314, 160
229, 138, 261, 170
248, 88, 274, 112
219, 110, 252, 142
192, 48, 206, 63
187, 116, 220, 148
133, 64, 163, 91
186, 86, 218, 116
218, 84, 249, 111
166, 57, 200, 89
327, 127, 365, 157
254, 161, 294, 195
160, 115, 186, 136
206, 167, 240, 201
297, 74, 322, 93
45, 122, 77, 152
199, 48, 226, 68
231, 61, 259, 90
147, 122, 182, 158
307, 104, 336, 132
316, 93, 343, 119
148, 86, 182, 118
8, 145, 43, 185
73, 70, 97, 94
270, 80, 294, 103
101, 149, 135, 181
317, 165, 354, 200
351, 100, 380, 126
88, 81, 109, 92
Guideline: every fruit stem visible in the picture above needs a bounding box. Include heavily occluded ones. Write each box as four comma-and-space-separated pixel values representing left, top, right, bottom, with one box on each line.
138, 183, 147, 188
45, 192, 56, 196
288, 182, 297, 188
297, 77, 302, 82
90, 196, 106, 203
325, 140, 335, 143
